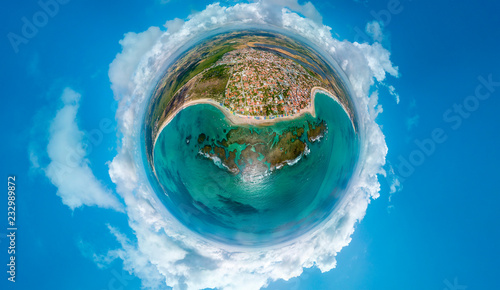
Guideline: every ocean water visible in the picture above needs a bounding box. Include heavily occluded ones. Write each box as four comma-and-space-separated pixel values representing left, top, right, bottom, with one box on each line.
151, 93, 359, 246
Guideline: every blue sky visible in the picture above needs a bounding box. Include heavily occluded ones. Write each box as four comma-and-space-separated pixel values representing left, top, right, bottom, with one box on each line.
1, 0, 500, 289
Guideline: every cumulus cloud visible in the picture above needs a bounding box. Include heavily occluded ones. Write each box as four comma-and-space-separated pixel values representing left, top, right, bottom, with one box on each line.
109, 27, 163, 100
366, 20, 384, 42
163, 18, 185, 33
97, 1, 400, 289
259, 0, 323, 23
43, 88, 123, 211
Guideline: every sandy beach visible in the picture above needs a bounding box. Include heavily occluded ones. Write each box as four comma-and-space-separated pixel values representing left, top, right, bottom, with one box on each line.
153, 87, 351, 148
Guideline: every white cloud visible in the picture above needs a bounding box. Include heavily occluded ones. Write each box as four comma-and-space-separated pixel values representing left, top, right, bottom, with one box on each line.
163, 18, 185, 33
385, 164, 403, 203
43, 88, 123, 211
389, 176, 402, 195
259, 0, 323, 23
378, 82, 400, 104
365, 20, 384, 42
109, 27, 163, 100
100, 1, 399, 289
354, 42, 399, 83
388, 84, 400, 104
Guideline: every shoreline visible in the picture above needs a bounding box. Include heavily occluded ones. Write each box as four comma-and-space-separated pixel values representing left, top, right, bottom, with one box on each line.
152, 87, 353, 149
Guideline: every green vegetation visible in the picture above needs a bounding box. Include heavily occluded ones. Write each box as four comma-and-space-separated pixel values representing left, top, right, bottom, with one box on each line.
202, 65, 229, 80
144, 29, 357, 166
150, 46, 236, 124
305, 68, 317, 77
178, 46, 234, 90
193, 64, 231, 102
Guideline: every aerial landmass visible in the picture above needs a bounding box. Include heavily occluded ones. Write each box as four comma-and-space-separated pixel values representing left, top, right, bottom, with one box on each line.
145, 30, 356, 174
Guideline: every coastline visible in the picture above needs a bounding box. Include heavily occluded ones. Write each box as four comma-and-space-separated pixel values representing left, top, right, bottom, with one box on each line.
152, 87, 353, 149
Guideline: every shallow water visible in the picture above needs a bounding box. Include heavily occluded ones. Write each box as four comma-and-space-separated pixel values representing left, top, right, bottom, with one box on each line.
151, 93, 359, 246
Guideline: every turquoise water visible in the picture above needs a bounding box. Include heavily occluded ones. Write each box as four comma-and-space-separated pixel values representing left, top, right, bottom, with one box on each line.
152, 93, 359, 246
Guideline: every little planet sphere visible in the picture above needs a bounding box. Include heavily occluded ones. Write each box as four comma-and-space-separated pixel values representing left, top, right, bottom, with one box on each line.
143, 29, 360, 247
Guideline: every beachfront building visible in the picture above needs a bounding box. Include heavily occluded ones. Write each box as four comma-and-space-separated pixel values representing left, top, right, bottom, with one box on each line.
218, 48, 322, 118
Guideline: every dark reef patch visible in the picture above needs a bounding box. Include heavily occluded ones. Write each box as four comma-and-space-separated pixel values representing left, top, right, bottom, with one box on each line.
195, 119, 327, 175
